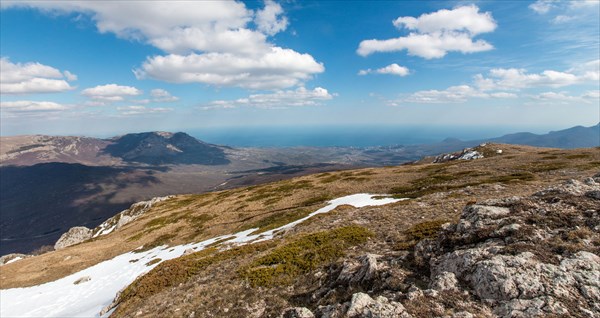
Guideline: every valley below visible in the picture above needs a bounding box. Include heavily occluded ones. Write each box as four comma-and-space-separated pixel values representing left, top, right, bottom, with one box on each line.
1, 124, 598, 255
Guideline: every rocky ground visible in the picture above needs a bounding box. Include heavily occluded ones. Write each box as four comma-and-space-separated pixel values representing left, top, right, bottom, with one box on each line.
279, 173, 600, 318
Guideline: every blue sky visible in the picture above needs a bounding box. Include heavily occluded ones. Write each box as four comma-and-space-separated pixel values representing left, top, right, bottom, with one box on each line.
0, 0, 598, 138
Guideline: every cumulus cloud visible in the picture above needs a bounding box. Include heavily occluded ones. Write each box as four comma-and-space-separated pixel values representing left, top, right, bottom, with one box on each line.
135, 48, 324, 90
81, 84, 142, 101
358, 63, 410, 76
0, 100, 69, 112
0, 58, 76, 94
203, 87, 333, 109
116, 105, 173, 116
255, 0, 288, 36
475, 61, 599, 91
389, 61, 598, 105
3, 1, 323, 90
357, 5, 496, 59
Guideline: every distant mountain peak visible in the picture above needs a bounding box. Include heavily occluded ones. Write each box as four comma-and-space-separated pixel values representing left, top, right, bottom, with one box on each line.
154, 131, 174, 138
102, 131, 229, 165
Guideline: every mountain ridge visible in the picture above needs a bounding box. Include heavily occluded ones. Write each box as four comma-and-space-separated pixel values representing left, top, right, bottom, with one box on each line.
0, 124, 597, 255
1, 143, 599, 317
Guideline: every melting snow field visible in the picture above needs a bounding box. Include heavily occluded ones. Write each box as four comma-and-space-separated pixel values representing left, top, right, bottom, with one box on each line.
0, 194, 404, 317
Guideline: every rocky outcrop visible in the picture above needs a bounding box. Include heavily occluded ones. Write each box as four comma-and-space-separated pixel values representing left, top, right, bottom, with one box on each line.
54, 227, 93, 250
434, 146, 484, 163
281, 175, 599, 318
0, 253, 30, 266
346, 293, 409, 318
52, 195, 174, 251
91, 195, 175, 238
417, 175, 600, 317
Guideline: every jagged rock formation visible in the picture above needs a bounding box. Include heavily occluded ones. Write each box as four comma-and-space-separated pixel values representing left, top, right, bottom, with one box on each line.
283, 174, 600, 317
415, 174, 600, 317
91, 195, 175, 238
53, 195, 175, 250
54, 227, 93, 250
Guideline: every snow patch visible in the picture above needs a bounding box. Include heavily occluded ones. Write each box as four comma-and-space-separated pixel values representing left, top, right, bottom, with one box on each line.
5, 257, 22, 265
0, 194, 405, 318
166, 144, 183, 153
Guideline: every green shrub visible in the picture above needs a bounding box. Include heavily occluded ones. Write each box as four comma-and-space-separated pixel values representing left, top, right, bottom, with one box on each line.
396, 220, 448, 250
240, 225, 373, 286
145, 258, 162, 266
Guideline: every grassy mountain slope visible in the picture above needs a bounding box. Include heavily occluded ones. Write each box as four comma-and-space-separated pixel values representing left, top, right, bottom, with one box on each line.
1, 144, 599, 317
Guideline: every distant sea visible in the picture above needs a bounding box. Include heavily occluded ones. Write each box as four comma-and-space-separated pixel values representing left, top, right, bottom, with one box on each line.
188, 125, 540, 147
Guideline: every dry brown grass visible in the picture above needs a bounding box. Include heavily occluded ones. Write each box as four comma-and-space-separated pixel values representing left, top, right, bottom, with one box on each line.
1, 144, 599, 291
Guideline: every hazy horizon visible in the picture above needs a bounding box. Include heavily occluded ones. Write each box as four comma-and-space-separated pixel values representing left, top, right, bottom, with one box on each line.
2, 123, 596, 148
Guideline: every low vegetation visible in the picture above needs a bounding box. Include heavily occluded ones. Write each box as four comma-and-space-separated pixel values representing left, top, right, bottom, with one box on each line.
396, 219, 448, 250
240, 226, 373, 287
114, 243, 273, 316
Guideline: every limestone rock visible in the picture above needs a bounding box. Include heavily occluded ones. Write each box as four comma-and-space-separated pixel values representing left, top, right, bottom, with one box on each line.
346, 292, 409, 318
92, 195, 175, 238
417, 175, 600, 317
281, 307, 314, 318
0, 253, 29, 266
54, 226, 92, 250
430, 271, 459, 291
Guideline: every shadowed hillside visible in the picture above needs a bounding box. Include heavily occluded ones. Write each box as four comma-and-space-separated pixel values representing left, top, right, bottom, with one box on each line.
0, 163, 163, 254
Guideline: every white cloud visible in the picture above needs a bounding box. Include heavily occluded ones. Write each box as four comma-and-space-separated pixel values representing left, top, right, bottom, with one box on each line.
403, 85, 488, 104
490, 92, 518, 98
530, 0, 599, 23
530, 90, 599, 104
569, 0, 600, 9
392, 5, 496, 35
552, 15, 576, 23
358, 63, 410, 77
63, 71, 78, 81
0, 100, 69, 112
529, 0, 556, 14
3, 1, 323, 90
583, 90, 600, 99
204, 87, 333, 109
135, 48, 324, 90
81, 84, 142, 101
475, 61, 598, 91
387, 85, 517, 105
0, 58, 76, 94
569, 59, 600, 81
1, 1, 253, 54
255, 0, 288, 36
357, 5, 496, 59
149, 89, 179, 102
116, 105, 173, 116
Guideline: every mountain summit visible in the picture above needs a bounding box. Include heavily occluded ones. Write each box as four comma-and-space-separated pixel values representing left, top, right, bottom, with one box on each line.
103, 132, 230, 165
